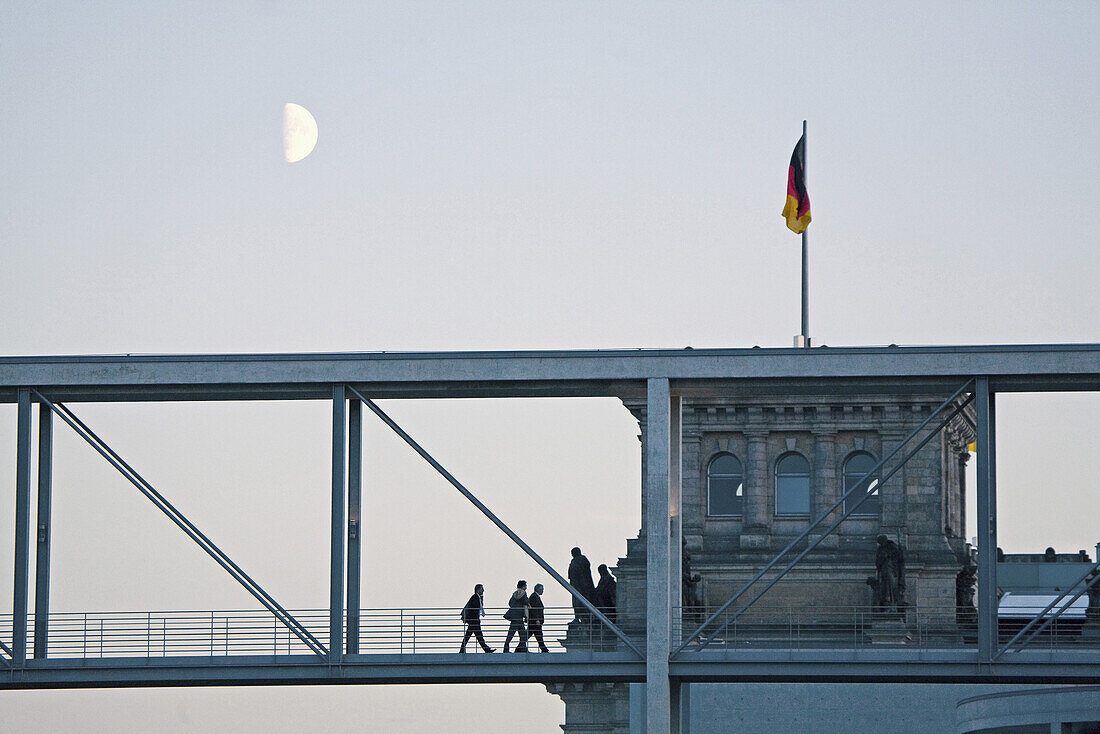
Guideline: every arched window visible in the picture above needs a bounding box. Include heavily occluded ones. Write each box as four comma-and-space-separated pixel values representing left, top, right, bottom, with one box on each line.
707, 453, 743, 516
775, 452, 810, 516
843, 451, 881, 517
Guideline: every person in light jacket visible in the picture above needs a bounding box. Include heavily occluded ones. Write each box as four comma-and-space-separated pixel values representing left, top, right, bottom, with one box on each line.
503, 580, 529, 653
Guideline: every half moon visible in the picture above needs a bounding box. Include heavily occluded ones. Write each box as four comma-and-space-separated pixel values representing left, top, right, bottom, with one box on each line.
283, 103, 318, 163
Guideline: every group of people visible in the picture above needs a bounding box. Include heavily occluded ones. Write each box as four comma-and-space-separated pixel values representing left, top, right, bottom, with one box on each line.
567, 546, 617, 625
460, 580, 550, 653
458, 547, 619, 654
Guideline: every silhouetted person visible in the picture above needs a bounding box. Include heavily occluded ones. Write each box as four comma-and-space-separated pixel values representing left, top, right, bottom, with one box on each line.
460, 584, 494, 653
595, 564, 617, 623
527, 583, 550, 652
568, 547, 597, 623
503, 580, 529, 653
1044, 546, 1057, 562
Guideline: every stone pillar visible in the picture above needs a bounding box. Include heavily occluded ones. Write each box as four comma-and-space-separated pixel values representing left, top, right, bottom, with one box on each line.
547, 682, 631, 734
680, 433, 703, 541
812, 432, 838, 548
741, 432, 770, 549
879, 429, 906, 538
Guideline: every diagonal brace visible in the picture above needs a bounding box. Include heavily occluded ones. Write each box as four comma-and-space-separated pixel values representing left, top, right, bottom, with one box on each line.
994, 560, 1100, 659
675, 380, 975, 655
33, 392, 328, 659
346, 385, 644, 659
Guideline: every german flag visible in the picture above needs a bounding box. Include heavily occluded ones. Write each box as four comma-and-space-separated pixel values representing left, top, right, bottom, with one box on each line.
782, 135, 811, 234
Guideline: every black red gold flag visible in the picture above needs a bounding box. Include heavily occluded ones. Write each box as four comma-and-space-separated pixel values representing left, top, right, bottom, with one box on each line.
782, 135, 811, 234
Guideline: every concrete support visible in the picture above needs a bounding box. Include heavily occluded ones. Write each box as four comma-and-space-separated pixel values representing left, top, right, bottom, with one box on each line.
975, 378, 998, 660
33, 403, 52, 659
329, 385, 346, 662
646, 378, 672, 734
812, 432, 837, 546
742, 432, 770, 547
12, 389, 32, 666
346, 398, 362, 655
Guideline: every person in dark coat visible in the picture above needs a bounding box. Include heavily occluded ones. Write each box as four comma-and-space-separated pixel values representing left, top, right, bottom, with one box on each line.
459, 583, 494, 653
595, 564, 617, 624
527, 583, 550, 652
503, 580, 529, 653
567, 547, 597, 623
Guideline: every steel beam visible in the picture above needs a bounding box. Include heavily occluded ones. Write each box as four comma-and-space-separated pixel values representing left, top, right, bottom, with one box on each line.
33, 403, 52, 659
329, 385, 347, 663
1, 344, 1098, 403
646, 378, 672, 734
12, 389, 33, 666
347, 398, 362, 655
975, 378, 998, 660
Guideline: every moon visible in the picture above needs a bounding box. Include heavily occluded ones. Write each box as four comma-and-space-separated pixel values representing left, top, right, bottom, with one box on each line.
283, 103, 317, 163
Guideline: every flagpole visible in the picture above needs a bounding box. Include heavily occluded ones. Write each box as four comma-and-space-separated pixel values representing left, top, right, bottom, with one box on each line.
799, 119, 810, 347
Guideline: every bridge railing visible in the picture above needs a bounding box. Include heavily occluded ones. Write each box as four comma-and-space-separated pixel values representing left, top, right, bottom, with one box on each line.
673, 602, 1097, 652
0, 606, 605, 659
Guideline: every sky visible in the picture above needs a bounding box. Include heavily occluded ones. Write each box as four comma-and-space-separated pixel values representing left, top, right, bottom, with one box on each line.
1, 2, 1098, 732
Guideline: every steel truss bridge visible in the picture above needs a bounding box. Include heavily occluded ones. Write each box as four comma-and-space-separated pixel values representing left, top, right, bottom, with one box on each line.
3, 344, 1100, 733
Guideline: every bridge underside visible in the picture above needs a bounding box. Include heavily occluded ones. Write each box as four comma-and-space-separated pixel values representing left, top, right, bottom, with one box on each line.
5, 650, 1099, 690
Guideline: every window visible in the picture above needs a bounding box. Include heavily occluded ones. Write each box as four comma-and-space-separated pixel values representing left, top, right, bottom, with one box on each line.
707, 453, 743, 516
843, 451, 881, 517
775, 452, 810, 516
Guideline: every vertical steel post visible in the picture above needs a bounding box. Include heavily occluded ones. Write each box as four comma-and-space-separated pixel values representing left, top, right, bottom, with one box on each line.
681, 682, 691, 734
346, 398, 362, 655
13, 389, 33, 666
975, 377, 998, 660
329, 384, 347, 663
646, 378, 671, 734
669, 394, 683, 734
33, 403, 53, 659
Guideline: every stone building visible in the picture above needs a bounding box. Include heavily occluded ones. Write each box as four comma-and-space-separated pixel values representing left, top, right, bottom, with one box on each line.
550, 389, 980, 733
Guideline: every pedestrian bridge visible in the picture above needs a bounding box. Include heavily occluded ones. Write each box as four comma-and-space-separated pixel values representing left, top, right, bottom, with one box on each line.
4, 604, 1098, 689
3, 345, 1100, 730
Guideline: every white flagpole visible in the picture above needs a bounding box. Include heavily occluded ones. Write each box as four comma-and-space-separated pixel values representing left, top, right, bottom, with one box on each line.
797, 119, 811, 348
802, 119, 809, 345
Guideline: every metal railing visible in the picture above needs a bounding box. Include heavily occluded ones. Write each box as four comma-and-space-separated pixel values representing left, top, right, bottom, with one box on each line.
672, 604, 1098, 653
0, 606, 616, 659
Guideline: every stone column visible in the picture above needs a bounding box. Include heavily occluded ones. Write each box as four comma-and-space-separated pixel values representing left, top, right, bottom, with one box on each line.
547, 683, 631, 734
812, 432, 838, 548
741, 432, 770, 549
680, 433, 703, 541
879, 429, 906, 538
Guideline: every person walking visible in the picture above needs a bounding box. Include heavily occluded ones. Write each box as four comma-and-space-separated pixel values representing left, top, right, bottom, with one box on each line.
527, 583, 550, 653
460, 583, 494, 653
502, 580, 529, 653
